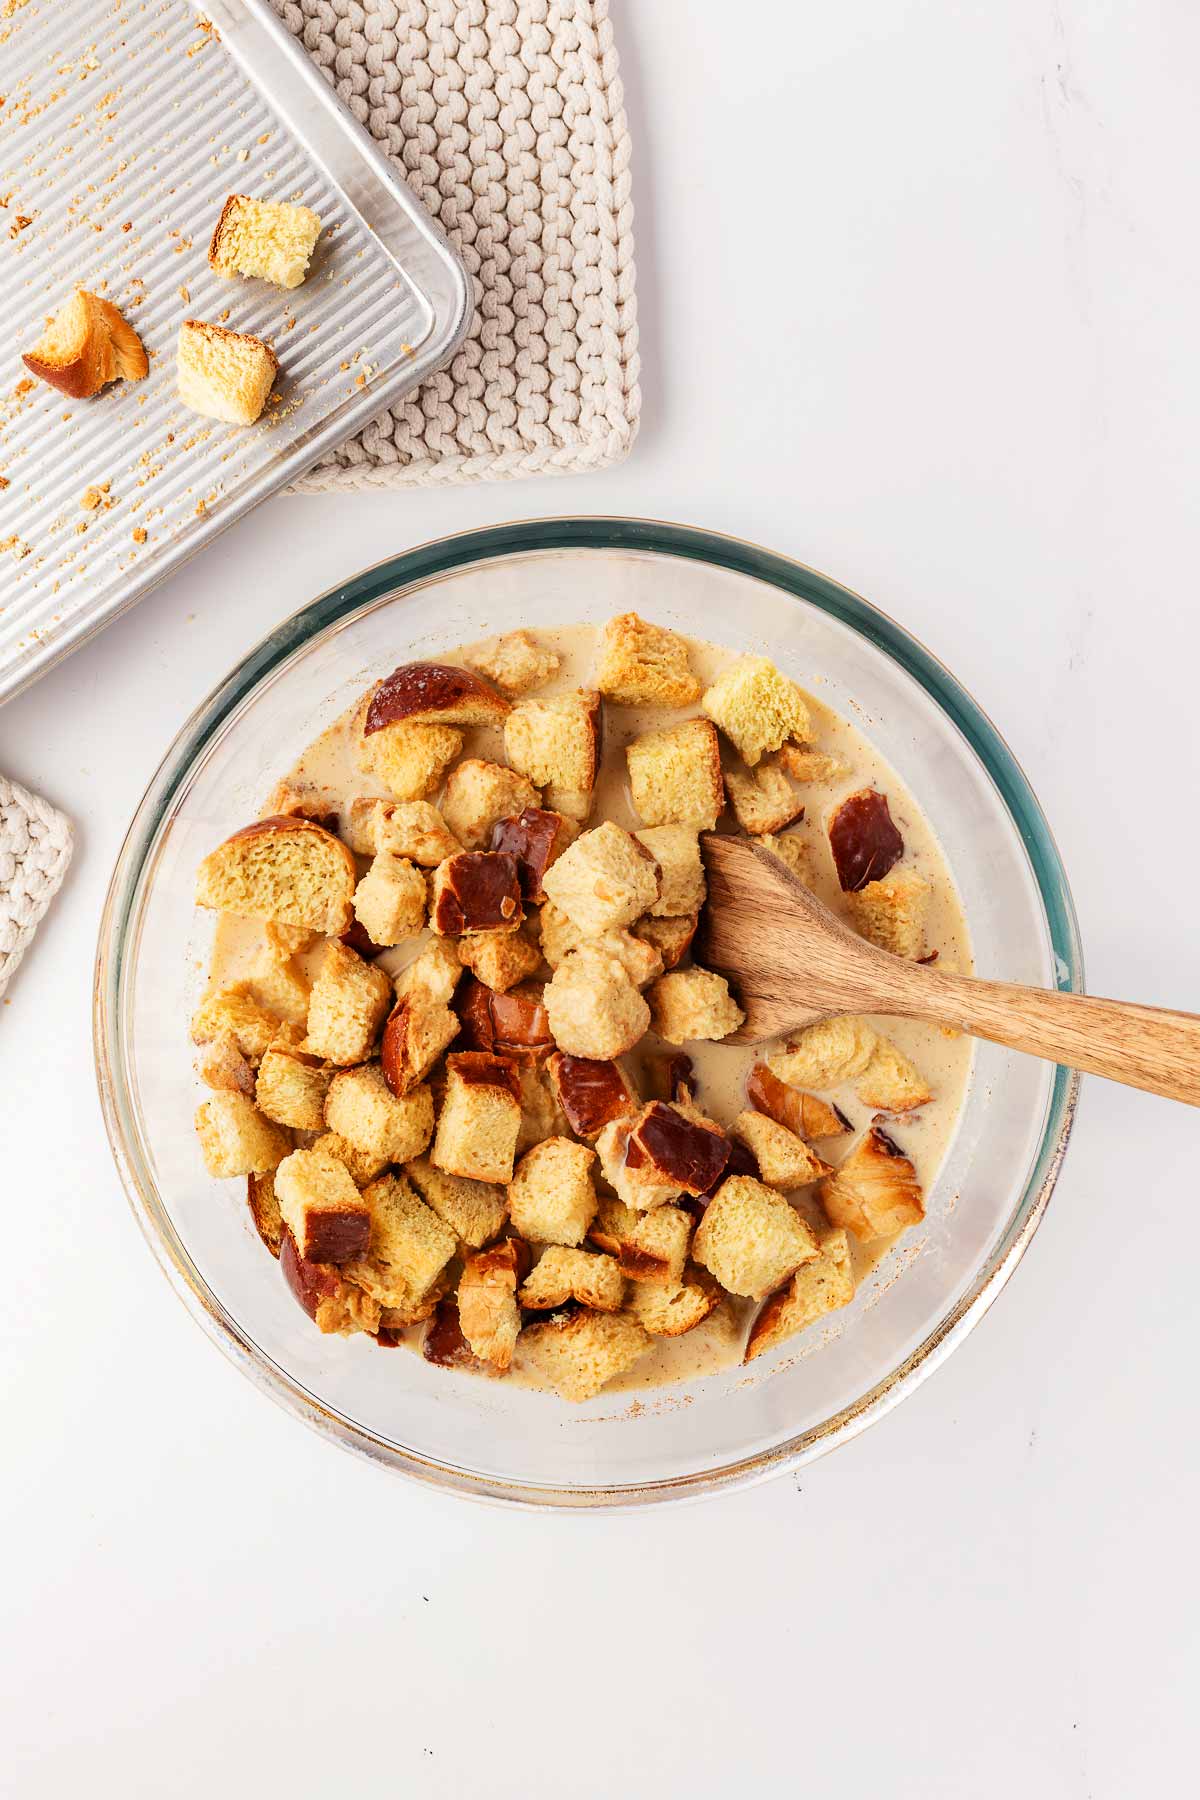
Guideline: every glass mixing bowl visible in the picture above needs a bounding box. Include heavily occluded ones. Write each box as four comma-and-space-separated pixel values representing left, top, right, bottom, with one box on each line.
95, 519, 1080, 1508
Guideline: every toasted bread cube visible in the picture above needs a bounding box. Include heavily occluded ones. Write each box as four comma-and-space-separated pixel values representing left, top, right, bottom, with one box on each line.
693, 1174, 818, 1300
324, 1063, 434, 1165
243, 953, 312, 1025
394, 938, 464, 1009
856, 1037, 933, 1112
548, 1051, 639, 1141
195, 1091, 291, 1177
352, 852, 427, 947
364, 661, 511, 731
177, 318, 278, 425
539, 906, 660, 987
596, 612, 702, 707
358, 718, 464, 802
507, 1136, 598, 1245
280, 1231, 382, 1337
190, 983, 303, 1066
406, 1154, 508, 1249
441, 759, 541, 851
23, 286, 147, 398
544, 944, 651, 1060
626, 718, 724, 830
746, 1063, 852, 1141
491, 806, 579, 903
520, 1246, 625, 1313
731, 1110, 830, 1189
628, 1266, 724, 1337
255, 1047, 332, 1131
724, 760, 804, 836
349, 798, 463, 865
768, 1015, 879, 1089
339, 1171, 455, 1309
504, 689, 601, 820
631, 825, 704, 919
377, 1273, 451, 1332
541, 821, 661, 936
596, 1101, 730, 1210
247, 1170, 284, 1256
819, 1126, 925, 1241
759, 831, 813, 886
517, 1308, 651, 1401
744, 1229, 855, 1361
304, 942, 393, 1065
631, 912, 699, 971
432, 1053, 523, 1184
777, 742, 851, 785
195, 1031, 255, 1098
647, 967, 744, 1045
515, 1063, 570, 1154
589, 1197, 693, 1286
209, 193, 321, 289
457, 1240, 528, 1368
430, 851, 525, 937
702, 655, 811, 766
311, 1131, 390, 1189
263, 918, 320, 962
845, 868, 932, 960
380, 993, 460, 1096
468, 629, 560, 697
274, 1146, 371, 1262
456, 927, 542, 993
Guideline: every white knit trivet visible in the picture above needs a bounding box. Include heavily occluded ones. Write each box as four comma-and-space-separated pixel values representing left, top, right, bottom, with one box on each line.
0, 777, 72, 1000
273, 0, 640, 490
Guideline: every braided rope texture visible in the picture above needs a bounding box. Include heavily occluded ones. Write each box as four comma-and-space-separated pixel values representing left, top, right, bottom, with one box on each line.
272, 0, 640, 490
0, 776, 72, 1000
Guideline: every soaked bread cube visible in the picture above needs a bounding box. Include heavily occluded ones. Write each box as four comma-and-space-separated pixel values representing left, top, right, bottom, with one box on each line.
541, 821, 661, 936
693, 1174, 818, 1300
191, 982, 303, 1065
519, 1246, 626, 1313
730, 1110, 830, 1189
279, 1232, 382, 1337
441, 759, 541, 850
394, 938, 464, 1009
634, 825, 705, 917
341, 1171, 456, 1309
468, 630, 560, 696
647, 967, 744, 1044
195, 1091, 291, 1178
855, 1038, 933, 1113
724, 760, 804, 836
539, 908, 661, 987
845, 867, 932, 960
255, 1046, 332, 1132
274, 1146, 371, 1262
777, 743, 851, 785
589, 1197, 693, 1286
324, 1063, 435, 1165
349, 798, 462, 865
353, 852, 427, 947
596, 612, 702, 707
503, 689, 601, 820
626, 719, 724, 830
758, 830, 813, 886
701, 655, 811, 765
544, 944, 651, 1059
627, 1266, 724, 1338
358, 717, 463, 802
517, 1308, 651, 1402
819, 1127, 925, 1241
196, 1031, 256, 1098
310, 1131, 390, 1189
304, 942, 393, 1065
457, 1240, 529, 1368
406, 1154, 508, 1249
631, 912, 698, 970
456, 928, 542, 993
380, 993, 460, 1096
507, 1136, 598, 1245
432, 1053, 523, 1184
768, 1015, 880, 1089
744, 1229, 855, 1361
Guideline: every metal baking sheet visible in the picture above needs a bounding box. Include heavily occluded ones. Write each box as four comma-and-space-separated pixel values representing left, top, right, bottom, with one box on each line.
0, 0, 471, 702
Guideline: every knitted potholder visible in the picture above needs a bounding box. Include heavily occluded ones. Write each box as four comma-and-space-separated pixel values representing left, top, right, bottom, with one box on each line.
0, 777, 72, 1000
273, 0, 640, 490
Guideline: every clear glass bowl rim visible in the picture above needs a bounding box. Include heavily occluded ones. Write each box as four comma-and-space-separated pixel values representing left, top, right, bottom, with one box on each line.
94, 515, 1082, 1510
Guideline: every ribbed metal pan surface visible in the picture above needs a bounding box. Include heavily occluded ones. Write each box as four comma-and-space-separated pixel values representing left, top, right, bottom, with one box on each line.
0, 0, 471, 701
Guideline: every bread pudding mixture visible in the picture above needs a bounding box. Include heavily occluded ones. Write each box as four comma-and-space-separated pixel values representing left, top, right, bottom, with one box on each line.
191, 617, 972, 1401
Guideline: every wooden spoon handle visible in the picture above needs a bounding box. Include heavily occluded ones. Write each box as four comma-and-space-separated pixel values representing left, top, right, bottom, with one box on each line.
905, 970, 1200, 1106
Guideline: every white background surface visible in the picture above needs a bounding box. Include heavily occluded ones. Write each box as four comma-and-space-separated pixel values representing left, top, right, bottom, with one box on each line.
4, 2, 1198, 1793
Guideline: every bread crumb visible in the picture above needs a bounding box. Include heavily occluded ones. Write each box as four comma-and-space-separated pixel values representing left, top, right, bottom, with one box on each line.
80, 481, 110, 511
132, 527, 147, 544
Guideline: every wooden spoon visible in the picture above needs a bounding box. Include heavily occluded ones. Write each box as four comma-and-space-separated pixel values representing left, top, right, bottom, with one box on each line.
696, 834, 1200, 1107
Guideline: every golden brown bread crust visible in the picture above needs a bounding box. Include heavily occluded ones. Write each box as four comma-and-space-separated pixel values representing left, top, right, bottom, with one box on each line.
197, 813, 357, 935
365, 662, 510, 733
182, 315, 279, 372
23, 290, 148, 398
207, 193, 240, 269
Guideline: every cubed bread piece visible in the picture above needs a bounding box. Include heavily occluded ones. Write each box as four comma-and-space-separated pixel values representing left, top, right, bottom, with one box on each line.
517, 1308, 651, 1402
746, 1063, 852, 1141
647, 967, 744, 1045
348, 798, 463, 865
304, 942, 393, 1065
457, 927, 542, 993
758, 831, 814, 886
247, 1170, 284, 1256
589, 1197, 693, 1286
324, 1063, 434, 1165
507, 1136, 598, 1245
491, 807, 578, 902
352, 853, 427, 946
503, 689, 601, 820
631, 912, 699, 971
255, 1047, 332, 1131
544, 944, 651, 1060
357, 719, 463, 803
195, 1031, 256, 1097
541, 821, 661, 936
191, 982, 304, 1065
633, 826, 705, 918
596, 612, 702, 707
702, 655, 811, 765
365, 662, 511, 732
395, 939, 464, 1009
243, 952, 311, 1024
377, 1273, 451, 1332
406, 1154, 509, 1249
457, 1240, 529, 1368
596, 1101, 730, 1210
380, 993, 460, 1096
457, 978, 555, 1064
468, 629, 560, 696
195, 814, 357, 935
432, 1052, 523, 1184
855, 1037, 933, 1112
777, 742, 851, 785
539, 906, 660, 986
177, 319, 278, 425
819, 1126, 925, 1241
768, 1016, 880, 1089
263, 919, 320, 961
441, 759, 541, 851
266, 780, 341, 830
195, 1091, 291, 1177
514, 1063, 570, 1154
22, 287, 148, 398
520, 1246, 625, 1313
311, 1131, 390, 1189
340, 1171, 456, 1310
845, 868, 932, 960
724, 760, 805, 836
693, 1175, 819, 1300
626, 719, 724, 830
628, 1266, 724, 1338
731, 1110, 831, 1188
548, 1051, 639, 1140
744, 1229, 855, 1361
279, 1231, 382, 1337
430, 851, 524, 936
274, 1146, 371, 1262
208, 193, 321, 289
